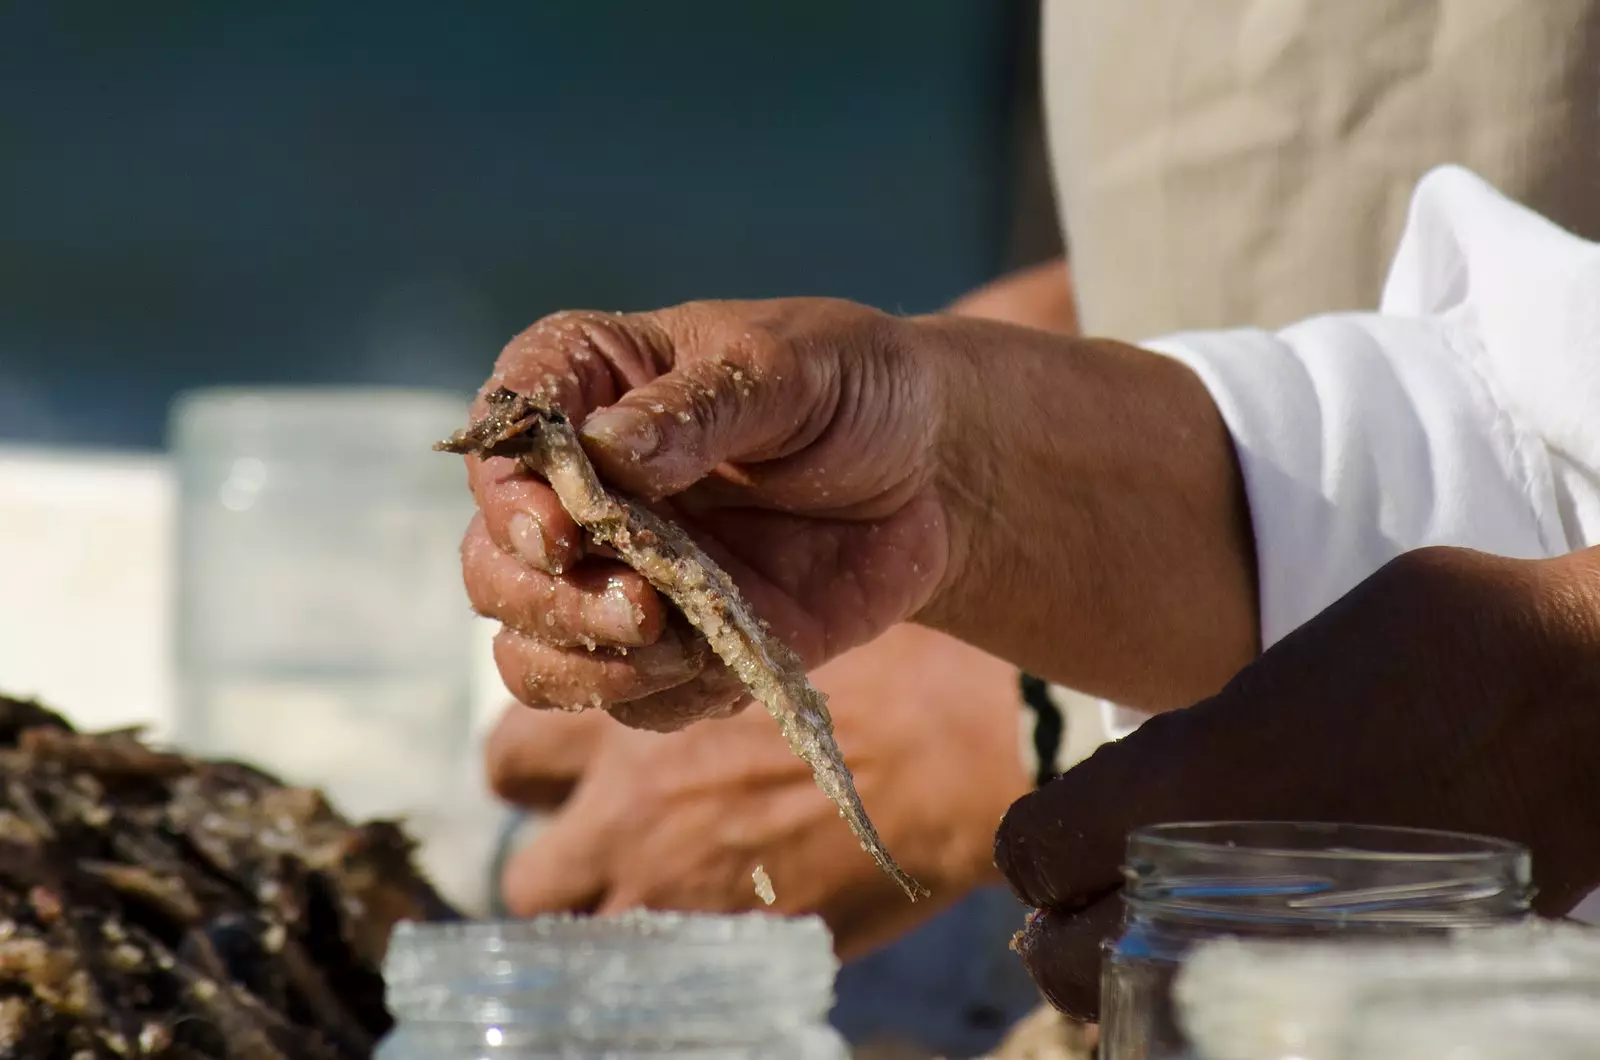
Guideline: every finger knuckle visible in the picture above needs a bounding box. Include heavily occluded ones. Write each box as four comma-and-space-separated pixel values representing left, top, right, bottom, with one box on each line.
493, 632, 554, 708
563, 311, 656, 374
496, 311, 639, 406
1384, 545, 1476, 587
1383, 547, 1541, 630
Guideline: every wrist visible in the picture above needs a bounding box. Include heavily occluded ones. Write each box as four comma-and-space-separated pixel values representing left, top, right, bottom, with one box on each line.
908, 315, 1260, 708
908, 312, 1105, 654
907, 313, 993, 637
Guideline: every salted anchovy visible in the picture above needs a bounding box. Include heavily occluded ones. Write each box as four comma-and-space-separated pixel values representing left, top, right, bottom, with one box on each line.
439, 388, 928, 900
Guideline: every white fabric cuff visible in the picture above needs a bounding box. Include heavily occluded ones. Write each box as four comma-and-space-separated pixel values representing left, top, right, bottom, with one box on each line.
1145, 318, 1559, 647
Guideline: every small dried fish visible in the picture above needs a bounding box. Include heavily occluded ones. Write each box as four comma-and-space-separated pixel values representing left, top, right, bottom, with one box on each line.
439, 389, 928, 900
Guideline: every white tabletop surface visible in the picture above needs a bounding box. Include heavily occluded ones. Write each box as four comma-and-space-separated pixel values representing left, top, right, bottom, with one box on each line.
0, 443, 504, 737
0, 446, 177, 733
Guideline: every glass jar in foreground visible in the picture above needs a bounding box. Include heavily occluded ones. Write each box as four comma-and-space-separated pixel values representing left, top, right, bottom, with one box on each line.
1342, 989, 1600, 1060
1453, 918, 1600, 962
1174, 932, 1600, 1060
377, 913, 850, 1059
1099, 822, 1531, 1060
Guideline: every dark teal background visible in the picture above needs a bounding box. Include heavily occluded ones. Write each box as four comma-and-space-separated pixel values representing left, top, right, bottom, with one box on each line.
1, 1, 1034, 450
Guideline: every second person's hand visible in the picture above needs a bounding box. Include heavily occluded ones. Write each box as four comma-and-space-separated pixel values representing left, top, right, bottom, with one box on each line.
994, 545, 1600, 1019
485, 624, 1031, 957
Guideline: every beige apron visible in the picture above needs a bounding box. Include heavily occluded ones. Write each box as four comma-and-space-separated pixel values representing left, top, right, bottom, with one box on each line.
1042, 0, 1600, 340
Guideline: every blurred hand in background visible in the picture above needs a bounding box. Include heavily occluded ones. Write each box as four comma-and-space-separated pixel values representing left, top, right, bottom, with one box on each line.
946, 257, 1076, 335
487, 623, 1030, 958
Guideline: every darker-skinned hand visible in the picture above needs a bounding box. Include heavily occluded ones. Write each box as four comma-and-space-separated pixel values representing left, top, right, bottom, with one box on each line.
994, 545, 1600, 1020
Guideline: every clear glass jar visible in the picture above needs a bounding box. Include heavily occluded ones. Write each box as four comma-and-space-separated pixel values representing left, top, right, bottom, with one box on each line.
377, 913, 851, 1059
1342, 992, 1600, 1060
1453, 919, 1600, 962
169, 387, 474, 829
1099, 822, 1532, 1060
1174, 934, 1600, 1060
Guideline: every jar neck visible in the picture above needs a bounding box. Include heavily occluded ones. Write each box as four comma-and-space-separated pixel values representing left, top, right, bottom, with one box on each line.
378, 1021, 845, 1058
1121, 823, 1532, 938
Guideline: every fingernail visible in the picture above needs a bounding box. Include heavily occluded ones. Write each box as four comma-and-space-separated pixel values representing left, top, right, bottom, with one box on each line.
509, 512, 555, 572
584, 589, 646, 646
581, 406, 662, 463
633, 625, 700, 681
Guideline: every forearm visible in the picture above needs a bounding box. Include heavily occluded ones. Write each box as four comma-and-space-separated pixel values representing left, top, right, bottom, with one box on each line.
918, 317, 1259, 710
946, 257, 1080, 336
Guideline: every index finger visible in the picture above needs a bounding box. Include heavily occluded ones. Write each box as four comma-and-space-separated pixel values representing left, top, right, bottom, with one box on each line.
466, 454, 587, 574
466, 310, 672, 572
995, 706, 1211, 910
489, 309, 674, 420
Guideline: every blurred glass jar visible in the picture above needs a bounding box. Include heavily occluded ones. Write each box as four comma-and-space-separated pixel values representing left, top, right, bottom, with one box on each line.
376, 913, 850, 1059
1099, 822, 1531, 1060
1341, 990, 1600, 1060
170, 387, 474, 828
1175, 930, 1600, 1060
1451, 918, 1600, 961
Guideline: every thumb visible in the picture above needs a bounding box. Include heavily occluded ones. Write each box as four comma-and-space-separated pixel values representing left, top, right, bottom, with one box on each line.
484, 706, 611, 809
1015, 894, 1124, 1020
579, 347, 826, 500
996, 705, 1224, 910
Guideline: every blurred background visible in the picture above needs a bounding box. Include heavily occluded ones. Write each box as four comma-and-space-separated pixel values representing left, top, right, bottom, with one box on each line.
0, 2, 1061, 1055
0, 0, 1060, 449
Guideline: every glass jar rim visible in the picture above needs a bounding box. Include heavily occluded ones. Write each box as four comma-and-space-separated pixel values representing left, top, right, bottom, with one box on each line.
382, 913, 841, 1035
1127, 821, 1528, 864
390, 910, 830, 951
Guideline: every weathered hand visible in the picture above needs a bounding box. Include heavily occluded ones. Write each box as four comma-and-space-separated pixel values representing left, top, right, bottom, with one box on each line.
486, 624, 1029, 957
461, 295, 1254, 731
994, 545, 1600, 1020
461, 299, 960, 730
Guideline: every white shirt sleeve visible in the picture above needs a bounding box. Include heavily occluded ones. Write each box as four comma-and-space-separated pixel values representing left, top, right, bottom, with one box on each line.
1092, 164, 1600, 739
1148, 316, 1559, 645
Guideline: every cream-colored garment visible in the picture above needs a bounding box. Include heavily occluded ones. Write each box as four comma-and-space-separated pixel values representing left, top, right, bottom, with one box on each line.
1042, 0, 1600, 340
1032, 0, 1600, 754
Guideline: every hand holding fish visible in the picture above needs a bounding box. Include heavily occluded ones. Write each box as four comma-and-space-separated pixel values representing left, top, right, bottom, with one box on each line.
456, 297, 1257, 731
456, 299, 960, 731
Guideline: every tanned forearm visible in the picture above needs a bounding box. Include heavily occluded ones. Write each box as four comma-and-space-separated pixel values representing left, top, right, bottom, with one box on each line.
947, 257, 1080, 336
916, 316, 1260, 711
